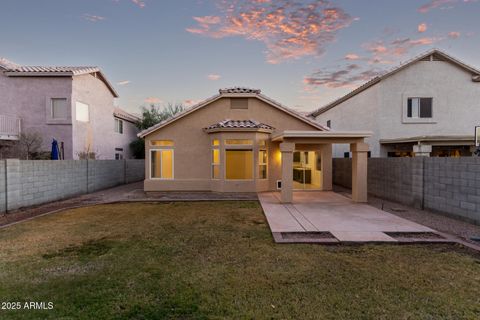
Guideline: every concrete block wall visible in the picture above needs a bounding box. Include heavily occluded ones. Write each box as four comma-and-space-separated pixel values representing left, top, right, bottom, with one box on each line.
424, 158, 480, 223
333, 157, 480, 224
0, 159, 145, 213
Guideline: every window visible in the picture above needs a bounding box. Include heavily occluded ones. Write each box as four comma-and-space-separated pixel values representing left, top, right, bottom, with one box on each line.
151, 140, 174, 146
225, 139, 253, 145
115, 148, 124, 160
327, 120, 331, 128
51, 98, 68, 119
226, 150, 253, 179
344, 152, 350, 158
259, 149, 267, 179
76, 101, 89, 122
230, 98, 248, 109
212, 149, 220, 179
212, 139, 220, 146
151, 149, 174, 179
115, 118, 123, 134
407, 98, 432, 118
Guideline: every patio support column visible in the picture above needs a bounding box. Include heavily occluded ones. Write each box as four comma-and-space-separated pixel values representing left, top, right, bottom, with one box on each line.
320, 144, 332, 191
280, 142, 295, 203
351, 142, 369, 203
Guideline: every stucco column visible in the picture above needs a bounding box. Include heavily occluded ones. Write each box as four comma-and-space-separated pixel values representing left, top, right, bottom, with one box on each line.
351, 142, 368, 203
280, 142, 295, 203
413, 144, 432, 157
320, 144, 332, 191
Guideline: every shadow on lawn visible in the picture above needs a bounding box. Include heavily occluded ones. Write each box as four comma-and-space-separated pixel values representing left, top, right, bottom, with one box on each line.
42, 237, 114, 260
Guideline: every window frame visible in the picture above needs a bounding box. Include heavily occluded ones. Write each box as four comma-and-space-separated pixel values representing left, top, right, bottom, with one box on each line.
51, 98, 68, 120
258, 148, 268, 180
402, 95, 436, 124
212, 142, 220, 180
114, 118, 124, 134
150, 148, 174, 180
75, 101, 90, 122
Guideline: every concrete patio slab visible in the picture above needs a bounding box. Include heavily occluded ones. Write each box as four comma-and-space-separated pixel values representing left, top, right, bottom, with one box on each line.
258, 191, 439, 244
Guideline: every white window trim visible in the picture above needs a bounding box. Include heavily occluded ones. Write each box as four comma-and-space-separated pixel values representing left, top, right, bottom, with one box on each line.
211, 147, 220, 180
401, 94, 437, 124
258, 148, 268, 180
115, 118, 124, 134
46, 97, 71, 124
149, 149, 174, 180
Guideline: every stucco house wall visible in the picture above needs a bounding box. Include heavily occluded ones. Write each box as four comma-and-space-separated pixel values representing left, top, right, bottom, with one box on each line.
144, 96, 319, 192
0, 72, 74, 157
112, 118, 138, 159
314, 83, 381, 157
312, 51, 480, 157
71, 73, 117, 159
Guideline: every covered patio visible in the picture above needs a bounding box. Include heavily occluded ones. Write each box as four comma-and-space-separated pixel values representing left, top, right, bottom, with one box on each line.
272, 130, 372, 203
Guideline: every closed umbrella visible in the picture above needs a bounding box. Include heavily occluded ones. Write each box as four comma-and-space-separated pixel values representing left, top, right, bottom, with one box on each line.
51, 139, 59, 160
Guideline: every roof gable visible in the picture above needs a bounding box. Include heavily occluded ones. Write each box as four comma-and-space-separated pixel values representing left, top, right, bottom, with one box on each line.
308, 49, 480, 117
138, 87, 327, 138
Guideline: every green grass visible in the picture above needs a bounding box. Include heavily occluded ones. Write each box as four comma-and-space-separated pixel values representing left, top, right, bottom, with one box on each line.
0, 201, 479, 319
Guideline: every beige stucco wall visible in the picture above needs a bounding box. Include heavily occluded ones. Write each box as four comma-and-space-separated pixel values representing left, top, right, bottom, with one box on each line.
144, 97, 320, 192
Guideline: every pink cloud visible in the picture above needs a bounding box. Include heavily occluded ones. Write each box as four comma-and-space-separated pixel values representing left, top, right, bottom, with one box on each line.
448, 31, 461, 38
344, 53, 360, 60
304, 64, 383, 89
145, 97, 162, 104
184, 99, 202, 107
186, 0, 354, 63
83, 14, 106, 22
117, 80, 131, 85
418, 0, 455, 13
207, 74, 221, 80
131, 0, 145, 8
418, 23, 427, 33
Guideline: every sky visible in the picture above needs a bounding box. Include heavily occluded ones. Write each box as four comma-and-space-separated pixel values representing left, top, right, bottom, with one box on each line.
1, 0, 479, 114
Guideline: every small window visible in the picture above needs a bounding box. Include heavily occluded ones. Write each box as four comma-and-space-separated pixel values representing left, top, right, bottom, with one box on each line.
151, 149, 174, 179
344, 152, 350, 158
51, 98, 68, 119
326, 120, 331, 128
115, 118, 124, 134
212, 139, 220, 146
407, 98, 432, 118
76, 102, 89, 122
225, 139, 253, 145
230, 98, 248, 109
259, 149, 267, 179
151, 140, 174, 146
212, 148, 220, 179
115, 153, 123, 160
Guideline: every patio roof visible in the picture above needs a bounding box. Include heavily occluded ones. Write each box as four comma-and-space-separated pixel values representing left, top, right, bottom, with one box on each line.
271, 130, 372, 142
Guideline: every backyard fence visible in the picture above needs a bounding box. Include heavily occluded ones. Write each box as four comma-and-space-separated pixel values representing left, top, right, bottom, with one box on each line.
333, 157, 480, 225
0, 159, 145, 213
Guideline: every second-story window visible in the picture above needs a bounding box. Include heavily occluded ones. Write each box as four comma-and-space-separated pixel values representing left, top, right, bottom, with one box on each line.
115, 118, 124, 134
51, 98, 68, 119
407, 98, 432, 118
75, 102, 89, 122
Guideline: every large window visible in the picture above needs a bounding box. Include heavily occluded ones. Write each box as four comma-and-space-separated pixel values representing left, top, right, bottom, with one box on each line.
407, 98, 432, 118
76, 101, 89, 122
114, 118, 123, 134
212, 139, 220, 179
150, 140, 174, 179
51, 98, 68, 119
226, 150, 253, 180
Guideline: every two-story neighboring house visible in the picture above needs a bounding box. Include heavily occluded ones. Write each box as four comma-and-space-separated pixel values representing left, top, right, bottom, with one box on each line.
309, 49, 480, 157
0, 57, 139, 159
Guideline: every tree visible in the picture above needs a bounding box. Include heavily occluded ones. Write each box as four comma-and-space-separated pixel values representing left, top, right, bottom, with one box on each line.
18, 132, 43, 160
130, 103, 185, 159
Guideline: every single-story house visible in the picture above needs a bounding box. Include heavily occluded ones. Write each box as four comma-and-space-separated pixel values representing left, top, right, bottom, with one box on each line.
138, 87, 371, 203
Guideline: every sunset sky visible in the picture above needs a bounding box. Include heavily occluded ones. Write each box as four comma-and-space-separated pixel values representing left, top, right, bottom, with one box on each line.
1, 0, 479, 114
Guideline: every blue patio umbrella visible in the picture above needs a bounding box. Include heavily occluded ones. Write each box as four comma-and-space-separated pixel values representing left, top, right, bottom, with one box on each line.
51, 139, 59, 160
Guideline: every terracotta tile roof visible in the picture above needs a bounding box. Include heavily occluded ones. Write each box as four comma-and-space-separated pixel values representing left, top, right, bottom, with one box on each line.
219, 87, 261, 94
5, 65, 101, 75
205, 119, 274, 131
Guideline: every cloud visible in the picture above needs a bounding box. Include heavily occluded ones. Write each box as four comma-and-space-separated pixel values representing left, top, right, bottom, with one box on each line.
448, 31, 461, 38
363, 36, 441, 62
186, 0, 354, 63
304, 64, 384, 89
117, 80, 131, 85
418, 23, 427, 33
344, 53, 360, 60
184, 99, 202, 107
207, 74, 221, 80
418, 0, 478, 12
131, 0, 146, 8
145, 97, 162, 104
83, 14, 106, 22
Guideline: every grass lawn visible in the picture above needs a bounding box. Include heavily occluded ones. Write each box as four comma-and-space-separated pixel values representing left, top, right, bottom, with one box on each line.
0, 201, 479, 319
